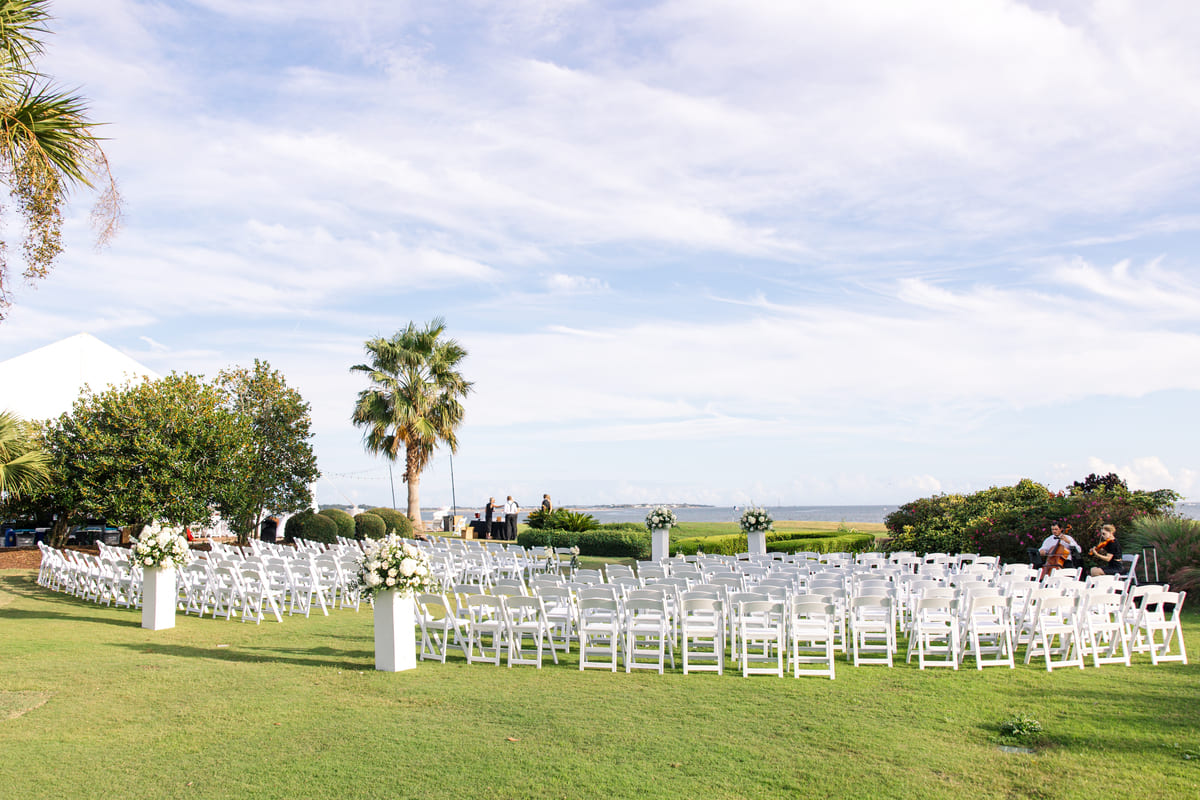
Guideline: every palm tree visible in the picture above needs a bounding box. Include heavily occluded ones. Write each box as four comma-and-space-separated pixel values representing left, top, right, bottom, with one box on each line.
0, 0, 121, 319
350, 318, 473, 527
0, 409, 50, 499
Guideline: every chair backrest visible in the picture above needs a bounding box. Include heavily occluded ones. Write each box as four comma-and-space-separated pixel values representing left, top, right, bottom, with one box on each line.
680, 595, 721, 615
790, 598, 835, 618
504, 595, 544, 621
466, 594, 504, 620
578, 585, 619, 603
625, 587, 669, 604
604, 564, 635, 581
578, 596, 619, 617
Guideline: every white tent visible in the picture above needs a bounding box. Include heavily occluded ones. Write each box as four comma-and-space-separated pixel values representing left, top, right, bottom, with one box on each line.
0, 332, 160, 422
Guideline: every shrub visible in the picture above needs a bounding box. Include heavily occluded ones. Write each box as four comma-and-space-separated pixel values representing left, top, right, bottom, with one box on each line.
516, 528, 649, 558
558, 510, 600, 532
1126, 517, 1200, 593
887, 475, 1180, 558
671, 535, 746, 556
599, 522, 646, 532
283, 512, 337, 545
367, 507, 413, 537
318, 508, 355, 540
524, 507, 559, 530
354, 512, 386, 541
999, 712, 1043, 738
575, 528, 649, 559
525, 508, 598, 531
768, 533, 876, 554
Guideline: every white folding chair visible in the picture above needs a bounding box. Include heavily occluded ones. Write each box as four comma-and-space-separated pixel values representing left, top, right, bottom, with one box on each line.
505, 595, 556, 668
416, 592, 466, 663
578, 596, 621, 671
738, 599, 786, 677
1023, 595, 1084, 671
1133, 590, 1187, 665
464, 594, 506, 665
679, 594, 724, 675
906, 596, 959, 670
623, 594, 674, 674
788, 598, 836, 679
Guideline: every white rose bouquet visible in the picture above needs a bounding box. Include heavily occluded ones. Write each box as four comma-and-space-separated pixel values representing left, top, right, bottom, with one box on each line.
739, 506, 774, 535
131, 523, 191, 569
645, 506, 678, 531
357, 534, 438, 599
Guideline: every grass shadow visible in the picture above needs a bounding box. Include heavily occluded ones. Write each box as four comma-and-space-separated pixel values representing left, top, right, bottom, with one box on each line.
0, 605, 137, 628
113, 641, 372, 671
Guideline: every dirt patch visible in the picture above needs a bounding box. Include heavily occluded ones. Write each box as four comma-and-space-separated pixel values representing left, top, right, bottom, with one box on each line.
1, 691, 53, 721
0, 548, 42, 570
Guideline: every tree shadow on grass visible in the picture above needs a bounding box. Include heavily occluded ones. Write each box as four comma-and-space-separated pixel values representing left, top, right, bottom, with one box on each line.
0, 604, 138, 628
113, 641, 372, 671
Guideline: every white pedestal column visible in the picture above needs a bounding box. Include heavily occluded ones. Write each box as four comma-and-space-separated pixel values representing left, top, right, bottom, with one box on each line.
651, 528, 671, 562
374, 590, 417, 672
141, 566, 176, 630
746, 530, 767, 555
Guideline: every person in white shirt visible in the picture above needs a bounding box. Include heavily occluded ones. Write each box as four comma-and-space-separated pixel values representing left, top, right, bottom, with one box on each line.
1037, 523, 1080, 580
504, 496, 520, 541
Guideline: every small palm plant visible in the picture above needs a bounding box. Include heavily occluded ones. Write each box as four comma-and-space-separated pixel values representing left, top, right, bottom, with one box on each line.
0, 411, 50, 499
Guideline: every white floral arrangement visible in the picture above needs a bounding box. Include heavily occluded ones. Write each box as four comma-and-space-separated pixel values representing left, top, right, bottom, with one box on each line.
131, 523, 191, 569
570, 545, 580, 570
739, 506, 774, 534
357, 534, 437, 599
645, 506, 678, 531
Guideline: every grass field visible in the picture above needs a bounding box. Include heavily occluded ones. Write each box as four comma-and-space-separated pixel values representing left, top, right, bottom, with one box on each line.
1, 567, 1197, 800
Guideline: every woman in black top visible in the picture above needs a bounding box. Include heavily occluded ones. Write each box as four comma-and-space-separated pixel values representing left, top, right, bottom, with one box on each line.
1088, 524, 1124, 576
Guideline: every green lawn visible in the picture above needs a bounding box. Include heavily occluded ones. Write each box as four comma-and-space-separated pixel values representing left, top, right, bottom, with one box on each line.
1, 569, 1197, 800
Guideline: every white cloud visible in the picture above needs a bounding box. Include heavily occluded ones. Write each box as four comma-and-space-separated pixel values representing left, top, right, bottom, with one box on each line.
1086, 456, 1199, 497
544, 273, 609, 294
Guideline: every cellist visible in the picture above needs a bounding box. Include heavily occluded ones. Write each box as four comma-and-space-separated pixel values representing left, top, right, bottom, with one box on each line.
1037, 523, 1081, 580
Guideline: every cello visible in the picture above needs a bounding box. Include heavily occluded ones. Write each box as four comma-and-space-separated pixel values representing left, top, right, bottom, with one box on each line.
1043, 524, 1073, 574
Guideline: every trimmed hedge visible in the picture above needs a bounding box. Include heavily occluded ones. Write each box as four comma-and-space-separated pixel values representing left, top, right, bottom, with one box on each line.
517, 528, 650, 559
666, 531, 877, 556
767, 533, 875, 554
283, 512, 338, 545
318, 508, 355, 540
599, 522, 645, 533
671, 534, 746, 556
367, 507, 413, 537
354, 512, 386, 540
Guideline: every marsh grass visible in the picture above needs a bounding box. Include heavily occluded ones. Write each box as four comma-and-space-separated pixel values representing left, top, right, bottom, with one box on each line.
1, 570, 1197, 799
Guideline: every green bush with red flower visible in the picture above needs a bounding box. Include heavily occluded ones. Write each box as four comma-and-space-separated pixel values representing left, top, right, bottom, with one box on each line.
885, 474, 1179, 559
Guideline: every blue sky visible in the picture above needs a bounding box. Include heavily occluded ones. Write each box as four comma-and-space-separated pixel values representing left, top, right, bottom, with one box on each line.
2, 0, 1198, 511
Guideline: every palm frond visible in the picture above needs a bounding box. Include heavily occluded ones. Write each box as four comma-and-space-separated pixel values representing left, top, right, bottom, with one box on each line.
0, 80, 100, 186
0, 0, 52, 72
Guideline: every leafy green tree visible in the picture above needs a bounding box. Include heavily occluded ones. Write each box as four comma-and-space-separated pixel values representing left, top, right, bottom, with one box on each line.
0, 0, 121, 319
37, 373, 240, 544
0, 409, 49, 499
350, 318, 472, 525
216, 360, 320, 545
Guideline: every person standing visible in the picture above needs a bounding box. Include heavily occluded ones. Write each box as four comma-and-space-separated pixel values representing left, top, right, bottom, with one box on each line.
542, 494, 552, 513
484, 497, 497, 540
505, 495, 520, 541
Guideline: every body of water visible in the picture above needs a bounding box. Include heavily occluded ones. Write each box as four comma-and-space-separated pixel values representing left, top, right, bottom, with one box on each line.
430, 502, 1200, 525
577, 505, 894, 524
